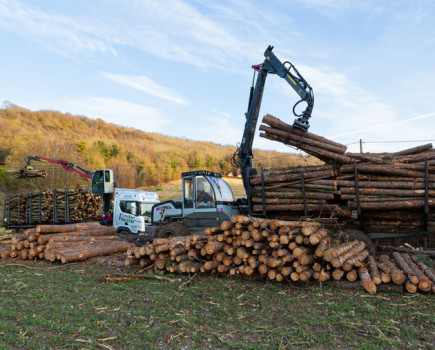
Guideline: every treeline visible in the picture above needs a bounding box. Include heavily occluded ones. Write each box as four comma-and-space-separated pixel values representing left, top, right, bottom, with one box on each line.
0, 102, 320, 192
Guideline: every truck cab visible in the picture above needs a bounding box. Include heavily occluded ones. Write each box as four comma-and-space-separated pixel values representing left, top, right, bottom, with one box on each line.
113, 189, 160, 234
151, 170, 240, 233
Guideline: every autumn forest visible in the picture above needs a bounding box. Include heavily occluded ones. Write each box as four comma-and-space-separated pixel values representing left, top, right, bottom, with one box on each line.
0, 102, 318, 194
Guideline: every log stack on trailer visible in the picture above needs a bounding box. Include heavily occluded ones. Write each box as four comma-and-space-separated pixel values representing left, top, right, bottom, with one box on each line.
1, 222, 130, 263
125, 215, 435, 294
254, 114, 434, 237
3, 189, 101, 227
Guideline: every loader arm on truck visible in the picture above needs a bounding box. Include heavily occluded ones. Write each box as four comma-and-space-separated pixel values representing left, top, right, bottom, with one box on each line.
233, 45, 314, 215
20, 157, 114, 219
20, 156, 92, 180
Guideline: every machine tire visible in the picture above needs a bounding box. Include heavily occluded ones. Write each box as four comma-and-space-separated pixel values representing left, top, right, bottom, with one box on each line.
343, 229, 376, 255
158, 222, 190, 238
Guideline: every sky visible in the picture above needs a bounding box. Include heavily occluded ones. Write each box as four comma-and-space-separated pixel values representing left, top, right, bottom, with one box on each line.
1, 0, 435, 154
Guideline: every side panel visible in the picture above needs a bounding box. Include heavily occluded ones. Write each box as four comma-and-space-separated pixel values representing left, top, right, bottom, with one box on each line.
152, 201, 183, 225
113, 211, 145, 234
182, 203, 240, 232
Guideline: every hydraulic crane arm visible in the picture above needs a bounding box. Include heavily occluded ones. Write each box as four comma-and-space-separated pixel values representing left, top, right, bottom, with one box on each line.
22, 156, 92, 180
233, 45, 314, 214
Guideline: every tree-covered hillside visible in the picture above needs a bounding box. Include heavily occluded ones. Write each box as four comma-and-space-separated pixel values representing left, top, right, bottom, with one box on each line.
0, 102, 320, 193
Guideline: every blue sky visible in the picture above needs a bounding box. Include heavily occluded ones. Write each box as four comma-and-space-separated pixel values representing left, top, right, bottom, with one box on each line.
1, 0, 435, 153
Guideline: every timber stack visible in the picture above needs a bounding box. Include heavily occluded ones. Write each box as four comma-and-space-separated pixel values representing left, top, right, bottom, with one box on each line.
1, 222, 130, 263
125, 215, 435, 294
255, 114, 435, 235
0, 227, 13, 244
4, 189, 101, 226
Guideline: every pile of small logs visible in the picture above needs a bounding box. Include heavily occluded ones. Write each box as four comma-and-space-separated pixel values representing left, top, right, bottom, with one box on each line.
0, 227, 13, 244
1, 222, 130, 263
125, 215, 435, 294
254, 114, 435, 234
4, 189, 101, 225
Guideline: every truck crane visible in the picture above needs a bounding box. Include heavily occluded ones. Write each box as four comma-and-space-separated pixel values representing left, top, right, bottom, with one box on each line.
232, 45, 314, 215
17, 157, 160, 232
20, 156, 114, 217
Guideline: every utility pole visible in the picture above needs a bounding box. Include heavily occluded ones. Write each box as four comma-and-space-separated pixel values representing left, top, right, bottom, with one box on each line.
359, 139, 363, 154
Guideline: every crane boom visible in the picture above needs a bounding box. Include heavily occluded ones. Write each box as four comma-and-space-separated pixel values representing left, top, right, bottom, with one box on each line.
20, 156, 92, 180
233, 45, 314, 215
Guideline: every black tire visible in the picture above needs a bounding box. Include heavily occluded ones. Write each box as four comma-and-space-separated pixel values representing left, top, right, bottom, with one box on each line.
158, 222, 190, 238
343, 229, 376, 255
116, 227, 132, 235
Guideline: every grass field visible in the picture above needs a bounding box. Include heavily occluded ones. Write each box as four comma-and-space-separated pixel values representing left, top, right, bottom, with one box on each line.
1, 178, 434, 349
0, 259, 434, 349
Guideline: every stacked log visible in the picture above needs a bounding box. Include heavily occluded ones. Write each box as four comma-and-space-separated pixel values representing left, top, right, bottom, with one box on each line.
4, 189, 101, 225
2, 222, 129, 263
0, 227, 13, 244
125, 215, 435, 294
255, 114, 435, 235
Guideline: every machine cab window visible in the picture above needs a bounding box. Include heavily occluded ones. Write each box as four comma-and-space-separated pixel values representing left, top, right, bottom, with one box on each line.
184, 178, 194, 209
92, 170, 104, 194
196, 176, 215, 208
91, 169, 113, 195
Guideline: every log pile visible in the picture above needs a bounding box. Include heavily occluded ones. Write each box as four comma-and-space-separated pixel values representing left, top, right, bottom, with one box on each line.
125, 215, 435, 294
255, 114, 435, 235
0, 227, 13, 245
4, 189, 101, 225
1, 222, 130, 263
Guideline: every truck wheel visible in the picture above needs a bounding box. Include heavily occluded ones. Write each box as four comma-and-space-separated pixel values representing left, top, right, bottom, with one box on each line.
343, 229, 376, 255
116, 227, 132, 235
158, 222, 190, 238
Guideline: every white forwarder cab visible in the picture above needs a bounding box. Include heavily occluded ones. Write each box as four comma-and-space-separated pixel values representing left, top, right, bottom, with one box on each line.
113, 189, 160, 234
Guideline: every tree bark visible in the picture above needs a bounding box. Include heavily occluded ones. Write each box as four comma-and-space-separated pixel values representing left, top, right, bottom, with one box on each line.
392, 252, 419, 284
358, 266, 377, 294
377, 255, 406, 285
367, 256, 382, 285
401, 254, 433, 292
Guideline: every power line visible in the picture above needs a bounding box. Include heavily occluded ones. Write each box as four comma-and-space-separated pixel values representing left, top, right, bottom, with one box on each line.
346, 139, 435, 145
361, 139, 435, 144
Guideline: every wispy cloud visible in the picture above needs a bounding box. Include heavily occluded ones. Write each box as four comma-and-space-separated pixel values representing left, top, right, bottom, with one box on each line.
212, 110, 232, 119
0, 0, 117, 57
61, 97, 170, 133
101, 72, 189, 106
0, 0, 277, 71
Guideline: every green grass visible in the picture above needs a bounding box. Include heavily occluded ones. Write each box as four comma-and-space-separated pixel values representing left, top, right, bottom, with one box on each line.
0, 260, 434, 349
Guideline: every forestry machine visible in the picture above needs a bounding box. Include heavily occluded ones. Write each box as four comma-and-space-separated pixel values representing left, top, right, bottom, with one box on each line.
149, 46, 314, 236
232, 45, 314, 215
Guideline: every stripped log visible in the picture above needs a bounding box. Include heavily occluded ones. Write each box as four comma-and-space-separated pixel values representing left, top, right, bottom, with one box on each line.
377, 255, 406, 285
358, 266, 377, 294
401, 254, 432, 292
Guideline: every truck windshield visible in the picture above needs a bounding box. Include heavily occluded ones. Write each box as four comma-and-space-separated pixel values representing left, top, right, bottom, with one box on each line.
139, 203, 154, 217
207, 176, 234, 202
